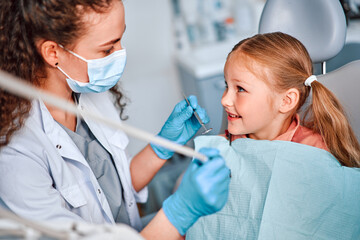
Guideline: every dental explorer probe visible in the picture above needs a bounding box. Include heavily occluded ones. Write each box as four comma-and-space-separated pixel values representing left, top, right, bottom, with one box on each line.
0, 70, 208, 163
182, 92, 213, 135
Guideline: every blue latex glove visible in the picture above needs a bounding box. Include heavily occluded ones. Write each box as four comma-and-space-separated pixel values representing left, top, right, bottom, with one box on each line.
162, 148, 230, 235
151, 95, 210, 159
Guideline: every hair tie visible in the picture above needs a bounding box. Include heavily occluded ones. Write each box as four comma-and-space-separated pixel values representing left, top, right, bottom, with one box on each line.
304, 75, 317, 87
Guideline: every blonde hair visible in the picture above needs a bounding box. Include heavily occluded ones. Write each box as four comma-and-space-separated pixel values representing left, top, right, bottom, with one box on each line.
228, 32, 360, 167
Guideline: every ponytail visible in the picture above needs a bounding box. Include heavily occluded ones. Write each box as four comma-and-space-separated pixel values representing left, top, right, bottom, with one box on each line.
303, 81, 360, 167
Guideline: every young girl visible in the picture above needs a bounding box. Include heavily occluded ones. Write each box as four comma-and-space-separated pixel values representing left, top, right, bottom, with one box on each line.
222, 32, 360, 167
185, 32, 360, 240
0, 1, 230, 239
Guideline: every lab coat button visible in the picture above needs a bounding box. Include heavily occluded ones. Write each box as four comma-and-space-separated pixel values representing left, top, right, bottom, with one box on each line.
129, 202, 133, 207
56, 144, 62, 149
98, 189, 101, 194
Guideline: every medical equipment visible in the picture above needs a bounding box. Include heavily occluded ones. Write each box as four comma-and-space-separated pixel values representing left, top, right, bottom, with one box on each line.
182, 92, 212, 134
0, 204, 143, 239
224, 130, 232, 145
151, 94, 210, 159
0, 70, 207, 162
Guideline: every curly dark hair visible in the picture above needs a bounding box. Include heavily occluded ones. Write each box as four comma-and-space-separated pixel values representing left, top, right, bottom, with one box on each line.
0, 0, 127, 148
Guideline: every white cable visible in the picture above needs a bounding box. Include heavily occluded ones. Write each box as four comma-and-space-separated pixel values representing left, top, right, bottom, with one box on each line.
0, 70, 207, 162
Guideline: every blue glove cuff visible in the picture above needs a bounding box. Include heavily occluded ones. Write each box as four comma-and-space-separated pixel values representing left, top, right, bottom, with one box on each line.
150, 142, 174, 160
162, 193, 198, 236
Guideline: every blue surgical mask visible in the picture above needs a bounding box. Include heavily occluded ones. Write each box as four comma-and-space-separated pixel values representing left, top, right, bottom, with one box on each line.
57, 45, 126, 93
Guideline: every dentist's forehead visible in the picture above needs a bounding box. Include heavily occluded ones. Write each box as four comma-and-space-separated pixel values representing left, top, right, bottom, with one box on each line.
77, 1, 125, 47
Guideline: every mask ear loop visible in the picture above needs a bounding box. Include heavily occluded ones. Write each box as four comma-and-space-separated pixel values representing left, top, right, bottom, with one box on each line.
56, 64, 72, 80
56, 45, 89, 86
58, 44, 88, 63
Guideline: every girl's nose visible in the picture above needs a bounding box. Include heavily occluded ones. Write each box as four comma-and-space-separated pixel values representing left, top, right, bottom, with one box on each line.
221, 90, 232, 108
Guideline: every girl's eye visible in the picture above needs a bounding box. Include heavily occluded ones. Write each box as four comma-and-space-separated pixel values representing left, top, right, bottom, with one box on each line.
224, 81, 228, 88
237, 86, 245, 92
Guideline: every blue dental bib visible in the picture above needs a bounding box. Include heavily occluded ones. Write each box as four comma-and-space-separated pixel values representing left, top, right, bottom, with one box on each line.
186, 136, 360, 240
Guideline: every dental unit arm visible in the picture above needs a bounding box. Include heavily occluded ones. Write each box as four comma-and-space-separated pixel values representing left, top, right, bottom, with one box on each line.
0, 205, 144, 240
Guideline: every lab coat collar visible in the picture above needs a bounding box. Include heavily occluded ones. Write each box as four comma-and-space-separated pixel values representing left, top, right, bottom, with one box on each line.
32, 94, 128, 161
33, 100, 90, 164
77, 93, 129, 153
30, 99, 115, 224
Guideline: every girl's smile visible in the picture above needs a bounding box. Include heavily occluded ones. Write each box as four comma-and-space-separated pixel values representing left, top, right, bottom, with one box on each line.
226, 111, 242, 121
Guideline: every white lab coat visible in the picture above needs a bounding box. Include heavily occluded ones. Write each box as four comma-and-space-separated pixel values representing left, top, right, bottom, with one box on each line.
0, 92, 147, 231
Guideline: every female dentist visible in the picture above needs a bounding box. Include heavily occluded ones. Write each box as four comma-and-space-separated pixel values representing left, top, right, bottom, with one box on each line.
0, 0, 230, 239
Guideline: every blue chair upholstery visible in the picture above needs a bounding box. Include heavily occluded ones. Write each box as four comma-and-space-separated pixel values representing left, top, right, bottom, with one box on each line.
327, 42, 360, 71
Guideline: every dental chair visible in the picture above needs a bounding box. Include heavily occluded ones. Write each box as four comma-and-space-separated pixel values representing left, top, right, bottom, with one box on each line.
0, 197, 9, 210
326, 42, 360, 72
259, 0, 347, 70
220, 0, 360, 141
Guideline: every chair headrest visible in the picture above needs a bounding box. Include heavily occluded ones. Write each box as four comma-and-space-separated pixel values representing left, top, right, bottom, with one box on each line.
259, 0, 347, 63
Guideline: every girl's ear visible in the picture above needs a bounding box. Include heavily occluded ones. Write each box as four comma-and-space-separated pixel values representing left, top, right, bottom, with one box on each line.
38, 40, 60, 68
279, 88, 300, 114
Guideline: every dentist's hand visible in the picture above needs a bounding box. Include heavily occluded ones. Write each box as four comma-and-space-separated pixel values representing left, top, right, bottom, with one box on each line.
151, 95, 209, 159
162, 148, 230, 236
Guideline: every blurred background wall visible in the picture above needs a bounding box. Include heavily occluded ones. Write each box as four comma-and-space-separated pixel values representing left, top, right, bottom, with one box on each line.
122, 0, 182, 157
